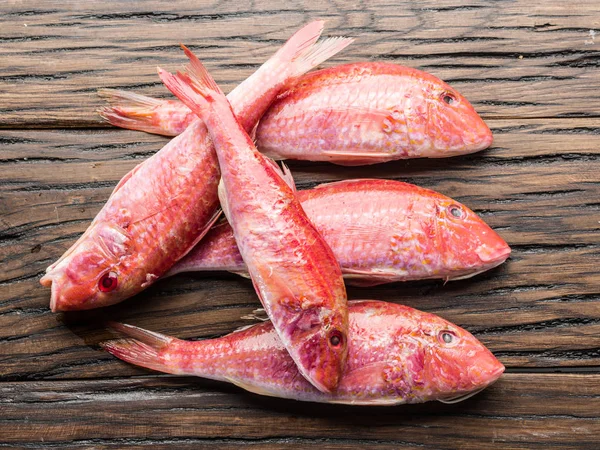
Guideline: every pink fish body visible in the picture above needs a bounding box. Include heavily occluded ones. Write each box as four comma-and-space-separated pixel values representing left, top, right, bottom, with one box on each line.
100, 63, 492, 166
40, 22, 352, 312
169, 179, 511, 285
257, 62, 493, 165
102, 300, 505, 405
159, 48, 349, 393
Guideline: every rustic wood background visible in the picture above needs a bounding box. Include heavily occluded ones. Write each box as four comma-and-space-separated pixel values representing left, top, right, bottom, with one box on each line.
2, 0, 600, 448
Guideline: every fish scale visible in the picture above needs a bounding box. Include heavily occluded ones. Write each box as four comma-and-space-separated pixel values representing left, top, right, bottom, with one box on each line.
158, 45, 350, 393
102, 300, 505, 406
99, 63, 492, 166
168, 179, 510, 286
256, 62, 492, 165
41, 21, 354, 311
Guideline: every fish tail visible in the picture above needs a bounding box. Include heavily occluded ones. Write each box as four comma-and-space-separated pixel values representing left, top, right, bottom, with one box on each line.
157, 45, 225, 122
97, 89, 176, 136
101, 322, 180, 374
280, 23, 354, 79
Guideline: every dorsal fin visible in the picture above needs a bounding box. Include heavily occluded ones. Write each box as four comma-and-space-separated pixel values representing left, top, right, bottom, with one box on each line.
265, 158, 296, 193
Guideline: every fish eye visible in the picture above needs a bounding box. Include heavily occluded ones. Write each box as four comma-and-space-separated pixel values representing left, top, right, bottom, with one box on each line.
328, 330, 344, 348
442, 92, 456, 105
98, 271, 118, 293
448, 204, 464, 219
439, 330, 457, 345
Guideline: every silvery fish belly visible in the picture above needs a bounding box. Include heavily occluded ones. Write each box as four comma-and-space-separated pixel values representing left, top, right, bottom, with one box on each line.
99, 64, 492, 166
256, 62, 493, 165
158, 43, 350, 393
41, 21, 352, 312
169, 179, 511, 285
102, 300, 505, 406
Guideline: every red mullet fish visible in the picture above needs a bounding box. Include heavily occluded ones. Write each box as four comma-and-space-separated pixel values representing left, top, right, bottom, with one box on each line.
102, 300, 505, 405
158, 47, 348, 393
41, 21, 352, 311
168, 179, 511, 285
99, 63, 492, 166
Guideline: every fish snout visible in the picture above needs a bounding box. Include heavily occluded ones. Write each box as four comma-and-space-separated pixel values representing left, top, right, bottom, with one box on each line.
41, 269, 97, 312
475, 241, 511, 266
40, 271, 64, 312
474, 120, 493, 150
463, 118, 493, 154
293, 323, 346, 393
299, 336, 345, 394
468, 354, 505, 388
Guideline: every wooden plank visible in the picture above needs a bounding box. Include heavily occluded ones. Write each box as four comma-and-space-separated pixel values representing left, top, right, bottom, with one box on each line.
0, 374, 599, 448
1, 0, 600, 126
1, 119, 600, 379
1, 2, 598, 447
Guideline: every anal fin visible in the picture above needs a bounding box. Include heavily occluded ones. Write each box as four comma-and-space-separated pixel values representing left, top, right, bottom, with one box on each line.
225, 377, 280, 398
342, 267, 402, 287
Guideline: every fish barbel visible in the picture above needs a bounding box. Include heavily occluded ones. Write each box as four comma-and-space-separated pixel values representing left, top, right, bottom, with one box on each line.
159, 47, 348, 393
168, 179, 511, 285
102, 300, 505, 405
40, 22, 353, 311
99, 63, 492, 166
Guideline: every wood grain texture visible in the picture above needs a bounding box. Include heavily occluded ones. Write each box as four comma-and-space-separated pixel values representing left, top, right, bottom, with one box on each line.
1, 0, 600, 126
1, 1, 599, 447
1, 374, 599, 449
2, 119, 600, 380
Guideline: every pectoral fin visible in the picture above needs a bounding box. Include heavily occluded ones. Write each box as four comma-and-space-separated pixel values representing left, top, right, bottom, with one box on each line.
179, 208, 222, 259
109, 160, 145, 199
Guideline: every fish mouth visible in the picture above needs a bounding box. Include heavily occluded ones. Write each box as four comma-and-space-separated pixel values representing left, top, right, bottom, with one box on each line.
469, 357, 505, 387
40, 272, 60, 312
445, 250, 510, 281
40, 272, 52, 288
470, 126, 493, 152
41, 270, 82, 312
464, 116, 493, 153
298, 358, 340, 394
40, 272, 58, 312
476, 244, 511, 265
490, 363, 506, 380
438, 363, 504, 404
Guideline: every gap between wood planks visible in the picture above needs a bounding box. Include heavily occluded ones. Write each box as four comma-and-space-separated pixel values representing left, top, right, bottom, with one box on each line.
3, 116, 600, 131
1, 373, 599, 448
1, 366, 599, 384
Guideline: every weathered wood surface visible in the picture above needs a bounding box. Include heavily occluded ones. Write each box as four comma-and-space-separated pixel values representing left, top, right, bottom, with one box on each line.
3, 120, 600, 380
1, 374, 599, 449
1, 0, 600, 126
1, 0, 599, 448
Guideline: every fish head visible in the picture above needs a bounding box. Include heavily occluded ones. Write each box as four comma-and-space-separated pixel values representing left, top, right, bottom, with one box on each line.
415, 312, 505, 402
288, 305, 348, 393
40, 222, 136, 311
432, 196, 510, 279
410, 74, 492, 157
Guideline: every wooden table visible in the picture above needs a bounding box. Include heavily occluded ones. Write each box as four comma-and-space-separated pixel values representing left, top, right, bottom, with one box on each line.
2, 1, 599, 448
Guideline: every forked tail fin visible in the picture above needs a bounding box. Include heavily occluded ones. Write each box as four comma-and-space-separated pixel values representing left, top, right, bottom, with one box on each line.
268, 20, 353, 80
157, 45, 226, 123
101, 322, 181, 374
97, 89, 188, 136
228, 21, 353, 131
99, 22, 353, 136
